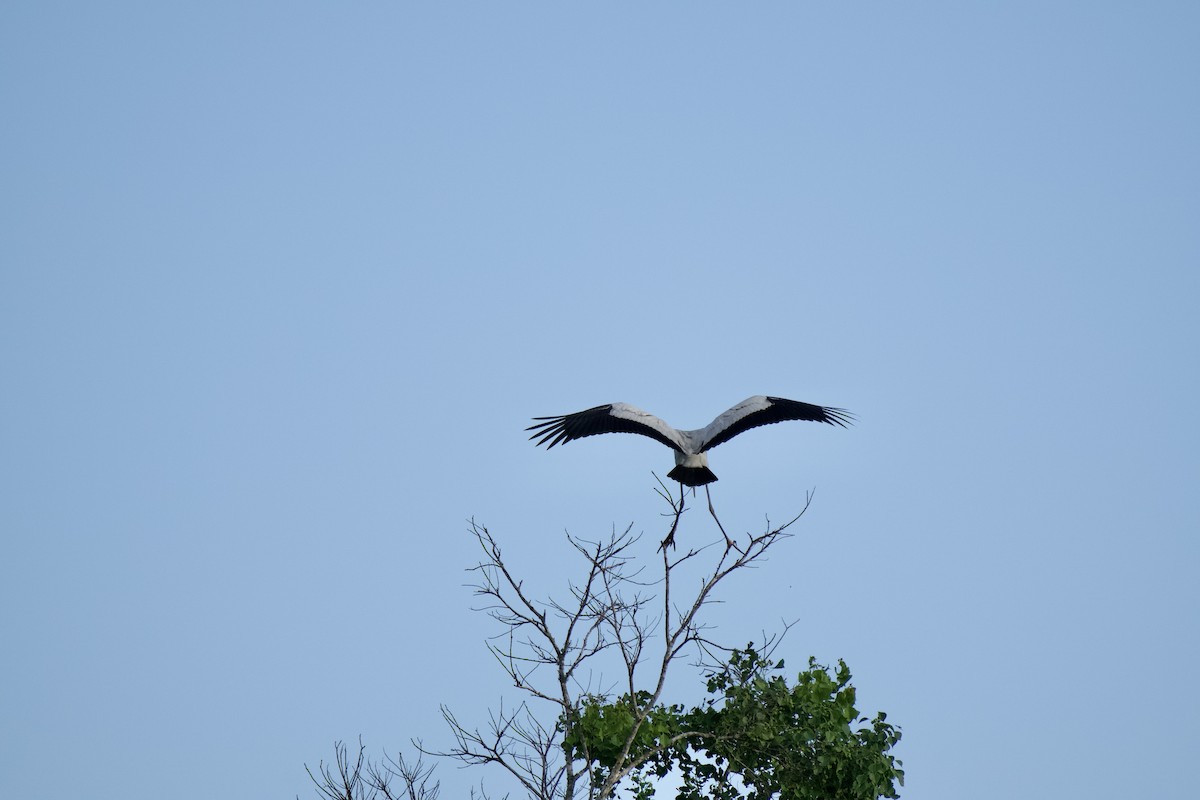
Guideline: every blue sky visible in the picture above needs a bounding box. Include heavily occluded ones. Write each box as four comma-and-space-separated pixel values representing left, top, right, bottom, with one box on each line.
2, 3, 1197, 798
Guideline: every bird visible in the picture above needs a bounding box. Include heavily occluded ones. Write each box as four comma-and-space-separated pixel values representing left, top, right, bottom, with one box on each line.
527, 395, 852, 486
527, 395, 853, 548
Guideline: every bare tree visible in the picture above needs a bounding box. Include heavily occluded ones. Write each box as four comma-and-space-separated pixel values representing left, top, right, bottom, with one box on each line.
303, 480, 901, 800
303, 738, 440, 800
430, 478, 812, 799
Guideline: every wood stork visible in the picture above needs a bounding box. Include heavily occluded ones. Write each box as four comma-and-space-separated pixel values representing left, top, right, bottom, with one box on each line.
527, 396, 852, 548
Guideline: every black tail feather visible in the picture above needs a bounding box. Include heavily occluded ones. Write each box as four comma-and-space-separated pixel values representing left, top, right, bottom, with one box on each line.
667, 465, 719, 487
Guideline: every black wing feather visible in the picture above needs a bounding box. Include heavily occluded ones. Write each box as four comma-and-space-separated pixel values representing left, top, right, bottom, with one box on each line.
527, 405, 682, 451
700, 397, 854, 451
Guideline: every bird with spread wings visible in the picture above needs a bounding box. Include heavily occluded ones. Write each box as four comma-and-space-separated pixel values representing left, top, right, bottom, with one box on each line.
528, 395, 852, 548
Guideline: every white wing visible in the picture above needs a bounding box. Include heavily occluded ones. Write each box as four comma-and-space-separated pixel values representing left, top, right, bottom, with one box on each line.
694, 396, 854, 451
528, 403, 687, 451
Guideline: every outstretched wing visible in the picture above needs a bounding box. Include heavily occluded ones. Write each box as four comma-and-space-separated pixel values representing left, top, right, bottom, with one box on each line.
527, 403, 686, 451
696, 395, 854, 451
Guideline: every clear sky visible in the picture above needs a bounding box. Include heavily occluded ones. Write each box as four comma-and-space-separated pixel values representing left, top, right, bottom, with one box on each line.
2, 3, 1197, 798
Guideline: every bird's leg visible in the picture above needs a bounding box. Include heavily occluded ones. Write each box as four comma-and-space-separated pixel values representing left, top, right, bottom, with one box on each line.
658, 481, 686, 552
706, 484, 740, 552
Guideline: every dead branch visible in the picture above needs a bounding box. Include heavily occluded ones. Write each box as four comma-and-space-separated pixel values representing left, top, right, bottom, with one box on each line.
436, 487, 810, 799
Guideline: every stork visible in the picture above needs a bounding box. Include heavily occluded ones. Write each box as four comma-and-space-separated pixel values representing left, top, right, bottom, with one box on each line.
527, 396, 852, 549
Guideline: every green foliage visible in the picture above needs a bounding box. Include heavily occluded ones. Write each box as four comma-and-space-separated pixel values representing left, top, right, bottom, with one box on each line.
562, 691, 684, 795
679, 647, 903, 800
561, 647, 903, 800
